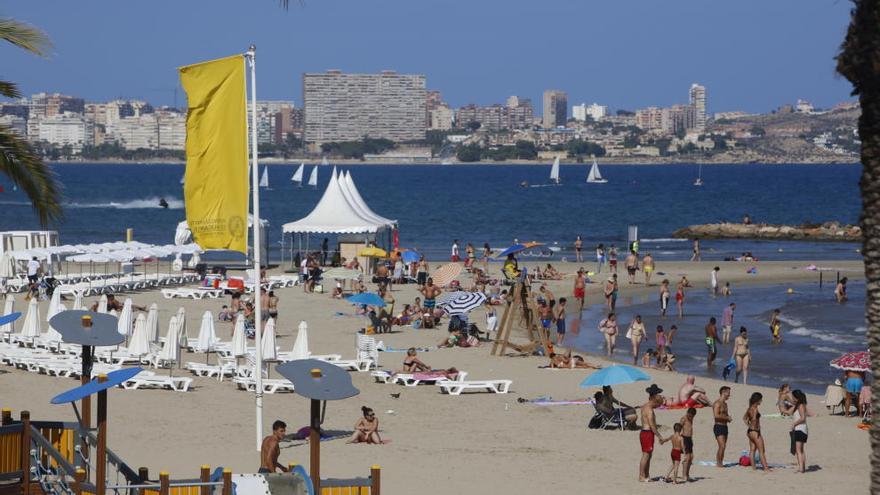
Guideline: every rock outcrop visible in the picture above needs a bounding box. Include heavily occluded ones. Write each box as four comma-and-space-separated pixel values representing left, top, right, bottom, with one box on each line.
672, 221, 861, 242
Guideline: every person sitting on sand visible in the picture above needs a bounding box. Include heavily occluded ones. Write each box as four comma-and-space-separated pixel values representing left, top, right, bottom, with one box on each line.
642, 348, 655, 368
347, 406, 385, 444
548, 350, 600, 369
544, 264, 563, 280
439, 329, 464, 348
600, 385, 638, 425
677, 376, 711, 407
391, 304, 414, 326
402, 348, 430, 372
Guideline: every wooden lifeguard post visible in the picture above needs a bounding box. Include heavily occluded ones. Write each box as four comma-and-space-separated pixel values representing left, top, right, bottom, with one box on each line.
490, 280, 552, 357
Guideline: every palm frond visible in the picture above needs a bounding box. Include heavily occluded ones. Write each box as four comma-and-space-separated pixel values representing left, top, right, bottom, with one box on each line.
0, 18, 52, 56
0, 126, 62, 226
0, 80, 20, 99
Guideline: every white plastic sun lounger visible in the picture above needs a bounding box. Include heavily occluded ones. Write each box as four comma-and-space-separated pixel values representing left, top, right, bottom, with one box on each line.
436, 379, 512, 395
329, 358, 374, 372
122, 372, 192, 392
186, 361, 236, 380
396, 371, 468, 387
232, 376, 295, 394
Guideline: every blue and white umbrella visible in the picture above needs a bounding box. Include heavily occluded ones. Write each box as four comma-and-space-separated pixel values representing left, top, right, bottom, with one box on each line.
440, 292, 487, 316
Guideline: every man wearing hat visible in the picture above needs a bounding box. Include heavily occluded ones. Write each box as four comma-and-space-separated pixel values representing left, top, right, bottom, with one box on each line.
639, 384, 666, 482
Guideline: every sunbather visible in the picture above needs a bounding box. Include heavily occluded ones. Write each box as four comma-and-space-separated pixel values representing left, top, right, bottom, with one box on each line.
402, 348, 430, 372
347, 406, 385, 444
392, 304, 414, 326
549, 350, 600, 369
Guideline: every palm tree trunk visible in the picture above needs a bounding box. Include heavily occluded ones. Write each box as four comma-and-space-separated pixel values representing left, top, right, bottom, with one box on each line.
837, 0, 880, 491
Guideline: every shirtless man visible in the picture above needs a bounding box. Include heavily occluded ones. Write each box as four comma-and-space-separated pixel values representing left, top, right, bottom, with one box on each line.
625, 250, 639, 285
573, 268, 586, 310
639, 384, 665, 482
679, 407, 697, 482
677, 376, 710, 406
713, 387, 732, 468
420, 278, 442, 318
705, 317, 718, 368
642, 253, 655, 286
259, 420, 288, 473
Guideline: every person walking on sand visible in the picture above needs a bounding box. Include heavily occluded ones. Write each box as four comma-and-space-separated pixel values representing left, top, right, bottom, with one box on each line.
744, 392, 772, 472
690, 239, 701, 262
260, 420, 288, 473
790, 389, 809, 473
627, 315, 646, 365
733, 327, 751, 384
599, 312, 619, 356
625, 250, 639, 285
710, 266, 720, 296
482, 243, 491, 272
659, 279, 670, 317
713, 386, 732, 467
604, 276, 615, 311
721, 303, 735, 344
554, 297, 567, 345
639, 384, 665, 482
574, 235, 583, 263
679, 407, 697, 482
595, 243, 605, 274
451, 240, 460, 263
705, 317, 718, 368
608, 244, 618, 275
642, 253, 655, 286
664, 423, 684, 484
573, 268, 586, 311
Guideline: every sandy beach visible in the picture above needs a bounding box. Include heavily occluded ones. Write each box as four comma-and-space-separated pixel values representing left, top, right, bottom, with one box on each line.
0, 259, 869, 494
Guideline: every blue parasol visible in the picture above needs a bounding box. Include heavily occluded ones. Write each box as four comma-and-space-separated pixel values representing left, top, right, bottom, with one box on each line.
401, 251, 421, 263
579, 365, 651, 388
0, 311, 21, 327
51, 367, 143, 404
495, 244, 527, 258
346, 292, 385, 307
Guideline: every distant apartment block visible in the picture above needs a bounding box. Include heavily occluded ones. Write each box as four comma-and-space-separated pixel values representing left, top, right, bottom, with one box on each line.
106, 111, 185, 150
303, 70, 426, 145
0, 115, 26, 137
662, 104, 696, 135
635, 106, 664, 132
689, 83, 707, 131
542, 90, 567, 128
795, 99, 814, 114
247, 100, 294, 145
572, 103, 607, 122
34, 112, 88, 151
454, 97, 533, 132
429, 106, 454, 130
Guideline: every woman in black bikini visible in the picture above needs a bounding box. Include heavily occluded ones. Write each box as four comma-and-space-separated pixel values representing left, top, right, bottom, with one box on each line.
743, 392, 772, 471
402, 348, 430, 372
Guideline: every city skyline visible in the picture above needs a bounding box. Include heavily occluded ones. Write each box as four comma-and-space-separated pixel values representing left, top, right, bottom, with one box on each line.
1, 1, 855, 114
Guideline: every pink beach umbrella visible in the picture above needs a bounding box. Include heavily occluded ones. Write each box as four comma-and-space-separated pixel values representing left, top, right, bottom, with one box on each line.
830, 350, 870, 372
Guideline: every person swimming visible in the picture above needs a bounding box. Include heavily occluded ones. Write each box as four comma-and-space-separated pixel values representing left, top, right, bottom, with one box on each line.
158, 198, 169, 209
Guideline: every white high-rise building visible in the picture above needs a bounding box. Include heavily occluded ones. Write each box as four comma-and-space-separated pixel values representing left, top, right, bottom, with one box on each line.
572, 103, 607, 122
35, 112, 87, 151
0, 115, 26, 137
689, 84, 707, 131
106, 111, 185, 150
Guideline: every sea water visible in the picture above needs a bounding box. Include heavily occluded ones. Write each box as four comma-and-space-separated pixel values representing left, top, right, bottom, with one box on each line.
0, 162, 862, 262
567, 279, 866, 394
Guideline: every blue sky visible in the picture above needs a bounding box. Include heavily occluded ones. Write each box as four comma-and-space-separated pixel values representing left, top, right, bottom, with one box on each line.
1, 0, 855, 114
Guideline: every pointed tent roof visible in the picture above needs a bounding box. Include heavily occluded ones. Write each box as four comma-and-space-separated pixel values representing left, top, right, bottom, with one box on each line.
282, 168, 387, 234
341, 171, 396, 227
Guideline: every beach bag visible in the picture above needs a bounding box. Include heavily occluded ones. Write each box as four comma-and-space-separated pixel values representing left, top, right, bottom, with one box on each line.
598, 319, 607, 333
625, 325, 633, 340
739, 455, 751, 467
314, 284, 324, 293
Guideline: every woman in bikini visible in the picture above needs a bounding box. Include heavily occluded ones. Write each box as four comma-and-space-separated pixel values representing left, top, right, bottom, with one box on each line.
482, 243, 491, 272
675, 281, 685, 318
348, 406, 384, 444
402, 348, 430, 372
628, 315, 646, 365
743, 392, 771, 471
777, 383, 795, 416
733, 327, 751, 384
604, 277, 615, 311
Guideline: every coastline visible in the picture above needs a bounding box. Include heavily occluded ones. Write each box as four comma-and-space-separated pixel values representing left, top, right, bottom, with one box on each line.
0, 259, 868, 494
46, 158, 863, 166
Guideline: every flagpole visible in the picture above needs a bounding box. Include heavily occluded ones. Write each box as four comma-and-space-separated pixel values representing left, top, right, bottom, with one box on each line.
246, 44, 264, 452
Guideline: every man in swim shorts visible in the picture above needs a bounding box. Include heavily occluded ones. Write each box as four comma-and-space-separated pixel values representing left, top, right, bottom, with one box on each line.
642, 253, 655, 286
420, 278, 441, 318
555, 298, 567, 344
639, 384, 664, 482
573, 269, 586, 310
704, 317, 718, 368
679, 407, 697, 481
625, 250, 639, 285
713, 386, 732, 467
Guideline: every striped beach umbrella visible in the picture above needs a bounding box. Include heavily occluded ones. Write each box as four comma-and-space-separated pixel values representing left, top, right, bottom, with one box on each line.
830, 350, 870, 372
430, 262, 462, 287
440, 292, 487, 316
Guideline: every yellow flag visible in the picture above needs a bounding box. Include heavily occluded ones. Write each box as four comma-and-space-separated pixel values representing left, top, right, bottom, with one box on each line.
179, 55, 248, 253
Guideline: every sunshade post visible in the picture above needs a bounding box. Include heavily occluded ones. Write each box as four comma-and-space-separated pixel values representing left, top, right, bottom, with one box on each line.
310, 397, 321, 493
96, 374, 108, 495
20, 410, 30, 495
80, 344, 92, 452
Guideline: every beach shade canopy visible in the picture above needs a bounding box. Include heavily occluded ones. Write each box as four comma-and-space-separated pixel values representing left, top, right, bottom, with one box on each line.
401, 250, 421, 263
145, 303, 160, 342
128, 314, 151, 357
51, 367, 142, 404
21, 298, 41, 339
49, 311, 123, 347
276, 359, 359, 401
262, 318, 278, 361
117, 298, 133, 336
358, 246, 387, 258
1, 296, 15, 333
830, 350, 871, 372
196, 311, 217, 352
290, 321, 310, 360
579, 365, 651, 388
346, 292, 385, 307
0, 311, 21, 332
232, 315, 248, 357
322, 267, 362, 281
430, 262, 463, 287
440, 292, 487, 316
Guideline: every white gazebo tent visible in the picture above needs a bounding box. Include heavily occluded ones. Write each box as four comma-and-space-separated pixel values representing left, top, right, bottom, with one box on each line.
281, 168, 396, 268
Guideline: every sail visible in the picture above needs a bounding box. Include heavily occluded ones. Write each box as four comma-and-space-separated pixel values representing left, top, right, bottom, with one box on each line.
179, 175, 185, 185
291, 163, 304, 183
321, 157, 329, 167
308, 166, 318, 187
587, 159, 606, 183
550, 157, 560, 184
259, 167, 269, 188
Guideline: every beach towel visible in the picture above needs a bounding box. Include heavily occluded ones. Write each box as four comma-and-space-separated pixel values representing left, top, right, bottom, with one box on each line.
413, 371, 454, 380
380, 346, 434, 353
696, 461, 788, 468
532, 399, 594, 406
747, 267, 758, 274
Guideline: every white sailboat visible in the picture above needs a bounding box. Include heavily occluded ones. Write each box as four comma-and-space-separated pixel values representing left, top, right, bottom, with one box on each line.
308, 165, 318, 187
694, 164, 704, 186
586, 158, 608, 184
291, 163, 304, 185
549, 157, 561, 185
179, 175, 185, 185
259, 167, 269, 188
321, 157, 329, 167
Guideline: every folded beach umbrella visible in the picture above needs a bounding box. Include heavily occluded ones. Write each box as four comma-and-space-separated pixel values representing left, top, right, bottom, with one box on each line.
346, 292, 385, 307
830, 350, 870, 372
322, 267, 362, 280
176, 307, 188, 347
358, 246, 387, 258
117, 298, 133, 336
290, 321, 310, 360
128, 313, 151, 357
20, 298, 41, 339
430, 262, 463, 287
1, 295, 14, 333
73, 291, 84, 311
97, 294, 108, 314
145, 303, 160, 342
579, 365, 651, 388
109, 309, 118, 318
232, 315, 248, 357
44, 291, 65, 343
196, 311, 217, 353
0, 252, 15, 278
401, 251, 421, 263
262, 317, 278, 361
158, 316, 181, 372
440, 292, 487, 316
